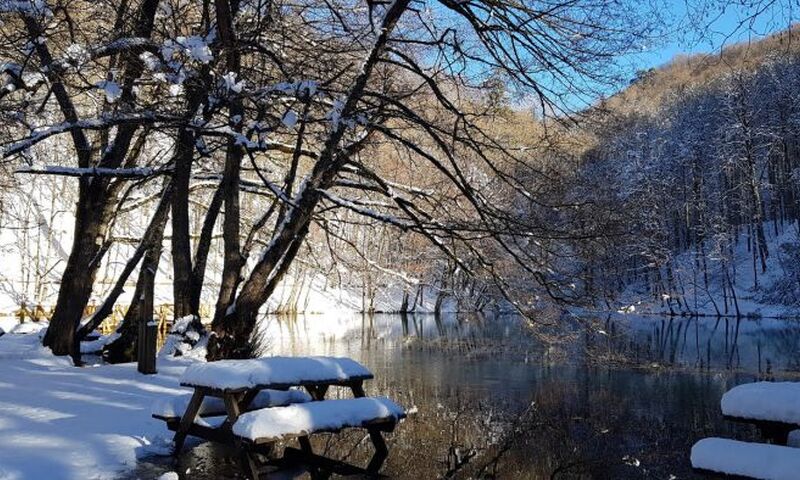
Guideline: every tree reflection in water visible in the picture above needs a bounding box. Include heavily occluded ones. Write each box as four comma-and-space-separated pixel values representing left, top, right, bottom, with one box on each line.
130, 312, 800, 479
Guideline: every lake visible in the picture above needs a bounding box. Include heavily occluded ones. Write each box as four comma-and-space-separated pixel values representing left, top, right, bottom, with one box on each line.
133, 312, 800, 479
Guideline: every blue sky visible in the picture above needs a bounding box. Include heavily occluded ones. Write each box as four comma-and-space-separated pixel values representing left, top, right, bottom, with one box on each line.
633, 0, 796, 71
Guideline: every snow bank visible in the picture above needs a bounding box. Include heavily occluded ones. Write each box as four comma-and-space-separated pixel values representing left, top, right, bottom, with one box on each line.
9, 321, 47, 335
691, 437, 800, 480
721, 382, 800, 425
232, 397, 405, 441
0, 329, 58, 361
180, 356, 372, 390
151, 388, 311, 419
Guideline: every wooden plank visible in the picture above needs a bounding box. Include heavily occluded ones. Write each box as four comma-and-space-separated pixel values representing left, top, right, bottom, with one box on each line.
693, 467, 757, 479
165, 418, 237, 445
238, 415, 402, 445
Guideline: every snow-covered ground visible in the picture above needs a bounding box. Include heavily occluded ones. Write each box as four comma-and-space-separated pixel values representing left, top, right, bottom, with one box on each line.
0, 331, 193, 480
610, 222, 800, 318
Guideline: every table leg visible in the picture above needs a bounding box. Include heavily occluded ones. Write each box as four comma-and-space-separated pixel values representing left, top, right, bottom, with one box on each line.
239, 389, 259, 412
305, 385, 329, 401
366, 428, 389, 474
298, 435, 314, 454
350, 381, 365, 398
226, 393, 262, 479
173, 389, 205, 455
240, 449, 261, 480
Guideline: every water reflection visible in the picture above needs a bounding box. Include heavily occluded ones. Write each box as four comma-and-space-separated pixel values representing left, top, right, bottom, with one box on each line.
132, 312, 800, 479
584, 314, 800, 373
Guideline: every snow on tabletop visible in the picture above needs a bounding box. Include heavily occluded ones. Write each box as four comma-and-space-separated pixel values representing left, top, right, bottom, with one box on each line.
152, 388, 311, 418
691, 437, 800, 480
721, 382, 800, 425
180, 356, 372, 390
232, 397, 405, 441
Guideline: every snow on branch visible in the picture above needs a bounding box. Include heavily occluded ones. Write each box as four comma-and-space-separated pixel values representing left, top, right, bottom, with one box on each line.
15, 165, 160, 178
2, 112, 176, 157
52, 38, 160, 72
195, 125, 320, 159
318, 189, 414, 229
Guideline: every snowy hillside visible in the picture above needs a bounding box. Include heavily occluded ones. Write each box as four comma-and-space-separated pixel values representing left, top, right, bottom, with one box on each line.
611, 221, 800, 318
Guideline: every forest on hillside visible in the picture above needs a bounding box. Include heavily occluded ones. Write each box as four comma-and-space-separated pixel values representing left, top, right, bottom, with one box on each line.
573, 27, 800, 317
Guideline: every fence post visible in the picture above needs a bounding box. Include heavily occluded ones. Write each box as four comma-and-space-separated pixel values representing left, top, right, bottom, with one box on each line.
137, 267, 157, 375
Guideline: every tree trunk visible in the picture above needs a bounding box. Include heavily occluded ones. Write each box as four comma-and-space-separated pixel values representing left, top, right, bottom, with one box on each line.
38, 0, 160, 360
189, 182, 225, 314
205, 0, 411, 360
171, 124, 198, 319
43, 190, 112, 360
76, 181, 173, 340
212, 0, 244, 324
103, 222, 167, 363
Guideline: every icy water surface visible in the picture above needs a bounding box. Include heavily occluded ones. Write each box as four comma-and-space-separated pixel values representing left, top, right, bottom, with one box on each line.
132, 313, 800, 479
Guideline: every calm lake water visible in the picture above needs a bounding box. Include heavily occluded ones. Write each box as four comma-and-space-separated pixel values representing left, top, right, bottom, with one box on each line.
133, 312, 800, 479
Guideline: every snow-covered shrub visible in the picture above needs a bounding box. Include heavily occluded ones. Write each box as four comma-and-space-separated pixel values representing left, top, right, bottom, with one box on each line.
159, 315, 206, 358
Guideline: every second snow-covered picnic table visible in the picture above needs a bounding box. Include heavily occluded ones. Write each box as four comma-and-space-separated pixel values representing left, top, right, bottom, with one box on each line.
691, 381, 800, 480
152, 356, 406, 479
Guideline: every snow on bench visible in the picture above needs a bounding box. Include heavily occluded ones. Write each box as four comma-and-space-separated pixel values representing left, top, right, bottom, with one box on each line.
232, 397, 406, 442
722, 382, 800, 425
691, 437, 800, 480
180, 356, 373, 391
152, 388, 312, 420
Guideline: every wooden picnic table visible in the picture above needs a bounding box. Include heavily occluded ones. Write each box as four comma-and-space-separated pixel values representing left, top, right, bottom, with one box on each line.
691, 381, 800, 479
155, 356, 403, 479
720, 381, 800, 445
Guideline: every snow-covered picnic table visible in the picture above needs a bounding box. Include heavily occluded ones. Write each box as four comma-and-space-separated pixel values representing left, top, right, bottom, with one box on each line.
691, 381, 800, 479
153, 356, 405, 479
721, 382, 800, 445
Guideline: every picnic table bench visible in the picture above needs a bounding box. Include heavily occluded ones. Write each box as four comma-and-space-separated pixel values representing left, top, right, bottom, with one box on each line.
152, 356, 406, 479
691, 382, 800, 479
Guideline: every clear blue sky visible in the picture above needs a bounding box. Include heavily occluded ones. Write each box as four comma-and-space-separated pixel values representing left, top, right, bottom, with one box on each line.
512, 1, 796, 111
632, 0, 795, 71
